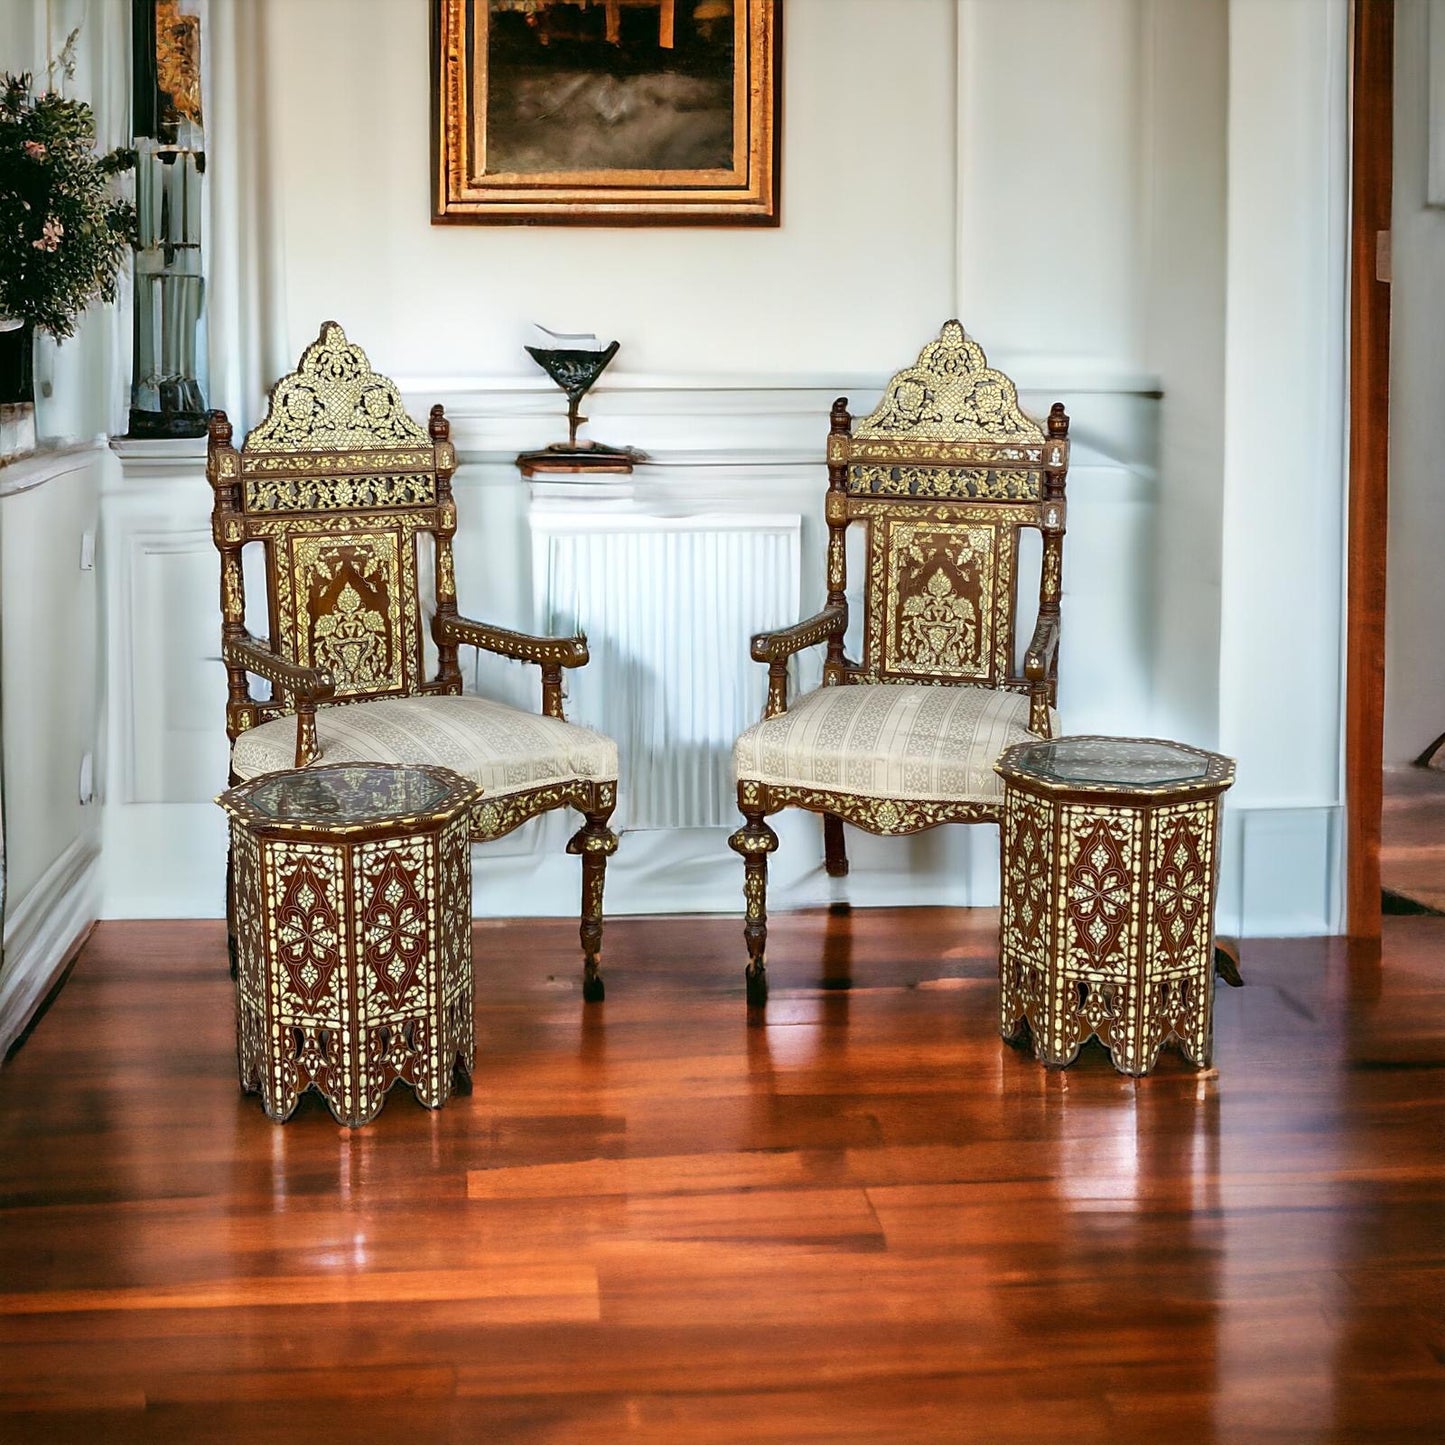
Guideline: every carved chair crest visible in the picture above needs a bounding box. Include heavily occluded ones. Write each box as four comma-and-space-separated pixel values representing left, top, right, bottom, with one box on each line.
207, 321, 465, 741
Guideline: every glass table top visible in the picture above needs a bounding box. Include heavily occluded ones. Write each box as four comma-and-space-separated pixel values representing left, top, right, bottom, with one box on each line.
1006, 737, 1213, 788
235, 764, 470, 827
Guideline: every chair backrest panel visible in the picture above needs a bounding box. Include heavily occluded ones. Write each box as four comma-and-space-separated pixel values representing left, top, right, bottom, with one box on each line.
256, 516, 424, 701
822, 323, 1069, 697
208, 322, 464, 741
855, 503, 1025, 688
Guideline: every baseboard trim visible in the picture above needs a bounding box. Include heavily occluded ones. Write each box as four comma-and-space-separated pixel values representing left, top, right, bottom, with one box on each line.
0, 835, 101, 1059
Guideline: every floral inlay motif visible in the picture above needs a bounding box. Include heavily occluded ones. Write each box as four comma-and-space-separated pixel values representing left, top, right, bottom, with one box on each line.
292, 535, 402, 695
1066, 821, 1133, 965
884, 522, 995, 680
314, 582, 388, 687
1151, 814, 1209, 967
900, 567, 978, 673
1004, 802, 1049, 949
363, 852, 428, 1003
274, 857, 341, 1006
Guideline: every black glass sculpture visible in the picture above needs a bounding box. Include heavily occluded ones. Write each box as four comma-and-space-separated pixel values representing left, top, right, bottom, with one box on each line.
518, 336, 641, 475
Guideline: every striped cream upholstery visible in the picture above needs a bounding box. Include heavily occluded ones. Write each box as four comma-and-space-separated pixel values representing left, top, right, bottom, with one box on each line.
734, 682, 1053, 803
231, 694, 618, 798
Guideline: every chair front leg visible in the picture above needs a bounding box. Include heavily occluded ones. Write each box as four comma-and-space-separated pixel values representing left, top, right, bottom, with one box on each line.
823, 812, 849, 879
567, 784, 618, 1002
729, 800, 779, 1006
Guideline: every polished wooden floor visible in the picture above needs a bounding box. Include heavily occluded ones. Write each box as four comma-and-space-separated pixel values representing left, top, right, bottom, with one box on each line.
1382, 764, 1445, 912
1, 909, 1442, 1443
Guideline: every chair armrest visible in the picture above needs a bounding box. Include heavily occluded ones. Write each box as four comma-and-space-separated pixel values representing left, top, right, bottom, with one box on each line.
436, 614, 590, 668
1023, 615, 1060, 682
750, 605, 847, 663
223, 634, 335, 767
435, 615, 588, 721
225, 633, 336, 703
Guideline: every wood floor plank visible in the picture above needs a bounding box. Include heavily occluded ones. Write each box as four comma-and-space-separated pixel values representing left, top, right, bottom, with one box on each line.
0, 908, 1441, 1441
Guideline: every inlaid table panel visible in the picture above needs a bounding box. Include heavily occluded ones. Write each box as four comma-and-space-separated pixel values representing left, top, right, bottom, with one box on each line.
995, 736, 1236, 1076
218, 763, 480, 1126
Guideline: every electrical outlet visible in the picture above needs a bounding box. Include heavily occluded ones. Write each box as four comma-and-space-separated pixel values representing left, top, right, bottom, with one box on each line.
78, 752, 94, 806
79, 530, 95, 571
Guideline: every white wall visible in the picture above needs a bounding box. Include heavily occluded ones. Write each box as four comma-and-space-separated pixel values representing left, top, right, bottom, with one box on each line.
1216, 0, 1350, 933
1385, 0, 1445, 766
96, 0, 1353, 937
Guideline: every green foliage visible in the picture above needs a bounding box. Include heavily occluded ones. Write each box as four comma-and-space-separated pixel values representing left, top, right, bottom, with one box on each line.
0, 66, 135, 339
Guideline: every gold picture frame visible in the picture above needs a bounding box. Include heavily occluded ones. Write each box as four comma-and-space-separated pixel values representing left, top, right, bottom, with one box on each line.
433, 0, 779, 226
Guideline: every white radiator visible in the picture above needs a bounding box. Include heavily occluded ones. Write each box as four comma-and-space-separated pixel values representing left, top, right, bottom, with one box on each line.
531, 511, 802, 830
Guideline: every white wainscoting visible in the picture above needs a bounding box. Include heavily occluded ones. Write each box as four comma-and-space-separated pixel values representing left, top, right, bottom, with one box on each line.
0, 441, 108, 1057
96, 376, 1341, 935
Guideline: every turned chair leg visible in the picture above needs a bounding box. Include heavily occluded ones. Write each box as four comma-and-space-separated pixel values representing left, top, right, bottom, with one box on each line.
823, 812, 849, 878
728, 810, 779, 1005
567, 802, 618, 1002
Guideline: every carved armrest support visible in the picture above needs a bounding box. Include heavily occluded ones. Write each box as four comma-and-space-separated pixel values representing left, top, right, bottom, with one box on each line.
750, 606, 847, 663
226, 634, 336, 702
224, 634, 336, 767
1024, 615, 1060, 683
751, 606, 847, 718
436, 615, 589, 720
436, 615, 590, 668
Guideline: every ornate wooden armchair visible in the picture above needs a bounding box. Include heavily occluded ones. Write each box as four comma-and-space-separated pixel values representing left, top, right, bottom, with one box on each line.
208, 322, 619, 1000
729, 321, 1070, 1003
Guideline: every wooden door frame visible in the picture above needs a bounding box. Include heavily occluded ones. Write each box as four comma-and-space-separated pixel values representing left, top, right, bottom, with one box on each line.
1345, 0, 1393, 942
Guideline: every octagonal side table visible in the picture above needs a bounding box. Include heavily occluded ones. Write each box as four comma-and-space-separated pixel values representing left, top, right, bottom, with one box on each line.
219, 763, 480, 1127
995, 736, 1237, 1076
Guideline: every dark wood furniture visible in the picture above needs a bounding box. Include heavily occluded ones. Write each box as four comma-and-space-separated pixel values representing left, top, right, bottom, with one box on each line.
208, 322, 619, 1000
219, 762, 479, 1125
730, 322, 1070, 1002
996, 735, 1236, 1075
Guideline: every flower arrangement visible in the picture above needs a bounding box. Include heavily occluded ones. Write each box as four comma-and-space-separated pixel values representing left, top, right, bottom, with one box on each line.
0, 39, 134, 340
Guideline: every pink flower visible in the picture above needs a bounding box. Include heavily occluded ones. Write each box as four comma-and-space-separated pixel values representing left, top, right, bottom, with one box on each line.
22, 139, 46, 160
31, 215, 62, 251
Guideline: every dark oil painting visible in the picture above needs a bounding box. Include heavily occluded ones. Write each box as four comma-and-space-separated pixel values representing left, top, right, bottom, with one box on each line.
486, 0, 736, 175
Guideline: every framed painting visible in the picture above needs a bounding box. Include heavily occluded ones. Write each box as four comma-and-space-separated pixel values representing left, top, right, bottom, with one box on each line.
433, 0, 780, 225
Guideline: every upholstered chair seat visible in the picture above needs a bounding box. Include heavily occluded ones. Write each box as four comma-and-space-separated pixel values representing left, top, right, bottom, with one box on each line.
231, 694, 618, 800
733, 682, 1056, 805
